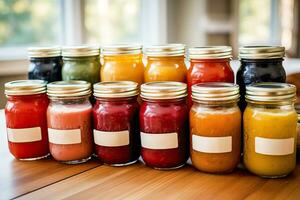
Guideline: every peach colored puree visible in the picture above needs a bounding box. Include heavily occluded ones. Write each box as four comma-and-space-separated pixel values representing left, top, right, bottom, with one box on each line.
47, 103, 93, 162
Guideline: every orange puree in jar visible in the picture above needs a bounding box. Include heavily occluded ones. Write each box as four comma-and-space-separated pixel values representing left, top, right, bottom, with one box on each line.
190, 83, 241, 173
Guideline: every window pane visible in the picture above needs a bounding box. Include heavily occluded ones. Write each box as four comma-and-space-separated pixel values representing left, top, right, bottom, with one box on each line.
84, 0, 141, 44
239, 0, 271, 45
0, 0, 61, 47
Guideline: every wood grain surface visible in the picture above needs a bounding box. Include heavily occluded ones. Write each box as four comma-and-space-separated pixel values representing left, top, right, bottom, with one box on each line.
1, 110, 300, 200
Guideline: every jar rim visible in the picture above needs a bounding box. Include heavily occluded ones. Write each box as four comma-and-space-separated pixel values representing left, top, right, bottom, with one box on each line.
28, 46, 61, 58
93, 81, 139, 98
101, 44, 142, 55
144, 44, 185, 57
141, 81, 187, 100
47, 81, 91, 98
5, 80, 47, 96
245, 82, 296, 103
188, 46, 232, 59
62, 45, 100, 57
239, 46, 285, 59
192, 82, 239, 103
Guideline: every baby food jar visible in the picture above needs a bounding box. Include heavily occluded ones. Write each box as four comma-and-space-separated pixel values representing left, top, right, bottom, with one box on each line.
93, 81, 140, 166
47, 81, 93, 164
190, 82, 241, 173
139, 82, 189, 170
101, 44, 144, 85
144, 44, 187, 83
243, 83, 297, 178
62, 46, 100, 84
5, 80, 50, 160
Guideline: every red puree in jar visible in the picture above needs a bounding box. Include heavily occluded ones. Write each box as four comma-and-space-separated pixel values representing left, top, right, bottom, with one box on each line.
140, 82, 189, 169
187, 47, 234, 107
4, 80, 49, 160
93, 81, 140, 166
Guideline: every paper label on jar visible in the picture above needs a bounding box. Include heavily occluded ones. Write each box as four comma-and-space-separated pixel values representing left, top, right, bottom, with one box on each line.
255, 137, 294, 156
192, 135, 232, 153
7, 127, 42, 143
141, 132, 178, 149
93, 130, 129, 147
48, 128, 81, 144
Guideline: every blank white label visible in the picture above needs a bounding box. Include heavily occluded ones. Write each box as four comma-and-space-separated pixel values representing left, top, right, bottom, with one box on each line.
7, 127, 42, 143
192, 135, 232, 153
141, 132, 178, 149
94, 130, 129, 147
48, 128, 81, 145
255, 137, 294, 156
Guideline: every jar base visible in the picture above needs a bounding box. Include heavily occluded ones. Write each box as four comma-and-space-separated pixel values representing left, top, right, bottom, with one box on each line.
61, 156, 91, 164
152, 163, 186, 171
18, 153, 50, 161
104, 159, 138, 167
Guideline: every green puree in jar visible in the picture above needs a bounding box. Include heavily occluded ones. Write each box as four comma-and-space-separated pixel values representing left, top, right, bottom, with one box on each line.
62, 46, 100, 84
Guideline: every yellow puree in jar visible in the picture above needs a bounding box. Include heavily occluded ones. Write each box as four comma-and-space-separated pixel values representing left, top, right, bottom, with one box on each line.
243, 106, 297, 177
101, 54, 144, 85
144, 56, 187, 83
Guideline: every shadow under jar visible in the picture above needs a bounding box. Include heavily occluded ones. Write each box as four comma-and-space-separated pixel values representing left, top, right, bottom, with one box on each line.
237, 46, 286, 111
4, 80, 50, 160
139, 82, 189, 170
47, 81, 93, 164
93, 81, 140, 166
28, 46, 63, 83
243, 83, 297, 178
187, 46, 234, 108
144, 44, 187, 83
62, 45, 100, 84
190, 83, 241, 173
101, 44, 144, 86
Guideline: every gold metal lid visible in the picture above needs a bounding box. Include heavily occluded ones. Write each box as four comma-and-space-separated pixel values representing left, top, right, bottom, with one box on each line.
47, 81, 91, 98
144, 44, 185, 57
5, 80, 47, 96
239, 46, 285, 59
141, 81, 187, 100
94, 81, 139, 98
188, 46, 232, 59
101, 44, 142, 55
192, 82, 239, 103
246, 82, 296, 103
28, 46, 61, 58
62, 45, 100, 57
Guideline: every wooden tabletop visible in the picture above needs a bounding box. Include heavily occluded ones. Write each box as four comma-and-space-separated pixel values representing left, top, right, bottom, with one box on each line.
1, 110, 300, 200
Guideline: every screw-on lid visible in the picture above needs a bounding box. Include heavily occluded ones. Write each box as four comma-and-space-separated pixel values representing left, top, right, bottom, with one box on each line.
47, 81, 91, 98
101, 44, 142, 55
192, 82, 239, 103
144, 44, 185, 57
188, 46, 232, 59
28, 46, 61, 58
94, 81, 139, 98
141, 81, 187, 100
62, 45, 100, 57
239, 46, 285, 59
5, 80, 47, 96
246, 82, 296, 103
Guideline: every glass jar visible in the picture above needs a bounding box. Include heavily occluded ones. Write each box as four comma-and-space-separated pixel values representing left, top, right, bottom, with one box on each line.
101, 44, 144, 85
47, 81, 93, 164
4, 80, 50, 160
190, 83, 241, 173
187, 46, 234, 108
144, 44, 187, 83
28, 46, 63, 83
93, 81, 140, 166
237, 46, 286, 110
140, 82, 189, 169
244, 83, 297, 178
62, 46, 100, 84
